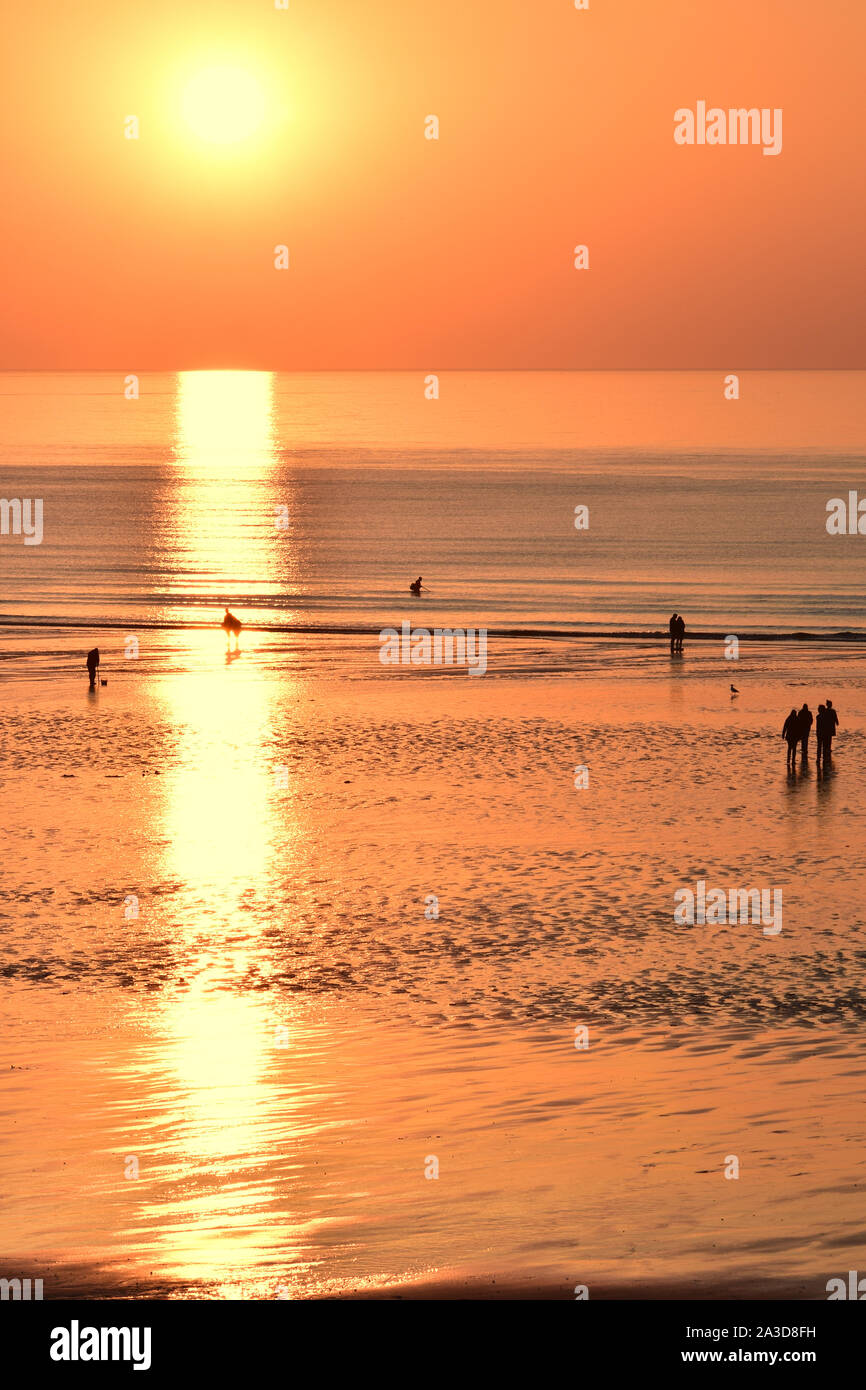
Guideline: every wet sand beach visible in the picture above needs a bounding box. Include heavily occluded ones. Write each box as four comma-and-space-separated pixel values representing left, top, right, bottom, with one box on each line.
2, 634, 865, 1299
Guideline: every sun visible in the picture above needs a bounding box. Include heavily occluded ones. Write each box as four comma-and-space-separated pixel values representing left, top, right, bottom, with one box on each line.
181, 66, 267, 145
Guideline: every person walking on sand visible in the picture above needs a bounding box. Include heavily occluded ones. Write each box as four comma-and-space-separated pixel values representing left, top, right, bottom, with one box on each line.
816, 704, 827, 767
797, 702, 813, 761
221, 607, 242, 649
86, 647, 100, 690
782, 707, 799, 770
823, 698, 839, 762
674, 613, 685, 654
669, 613, 678, 655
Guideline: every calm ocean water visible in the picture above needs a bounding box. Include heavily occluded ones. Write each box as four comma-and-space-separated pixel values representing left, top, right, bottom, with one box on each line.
2, 371, 865, 639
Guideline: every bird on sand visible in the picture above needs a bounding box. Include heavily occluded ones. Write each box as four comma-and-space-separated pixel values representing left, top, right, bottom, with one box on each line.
730, 684, 739, 695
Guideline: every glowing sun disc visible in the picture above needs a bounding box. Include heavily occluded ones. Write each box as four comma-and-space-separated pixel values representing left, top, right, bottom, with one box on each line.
182, 66, 266, 144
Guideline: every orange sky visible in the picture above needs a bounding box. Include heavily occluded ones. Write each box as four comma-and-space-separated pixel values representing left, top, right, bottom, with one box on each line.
1, 0, 863, 369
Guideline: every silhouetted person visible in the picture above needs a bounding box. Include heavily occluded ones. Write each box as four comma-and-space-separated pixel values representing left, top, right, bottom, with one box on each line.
221, 607, 242, 649
674, 614, 685, 653
86, 647, 100, 690
409, 576, 423, 595
823, 698, 839, 762
782, 708, 799, 769
669, 613, 678, 654
797, 702, 813, 760
815, 704, 827, 766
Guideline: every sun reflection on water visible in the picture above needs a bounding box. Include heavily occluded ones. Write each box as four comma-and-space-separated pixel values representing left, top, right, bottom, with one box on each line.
139, 370, 306, 1291
169, 370, 291, 620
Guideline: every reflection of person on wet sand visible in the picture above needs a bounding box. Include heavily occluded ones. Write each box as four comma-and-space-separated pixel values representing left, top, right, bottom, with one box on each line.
86, 647, 100, 690
221, 607, 242, 650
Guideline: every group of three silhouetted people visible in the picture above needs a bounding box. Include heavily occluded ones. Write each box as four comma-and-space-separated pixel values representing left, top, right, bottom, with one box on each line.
782, 700, 839, 769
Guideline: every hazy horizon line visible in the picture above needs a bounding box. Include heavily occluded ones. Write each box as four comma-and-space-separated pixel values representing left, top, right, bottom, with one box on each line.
1, 366, 865, 375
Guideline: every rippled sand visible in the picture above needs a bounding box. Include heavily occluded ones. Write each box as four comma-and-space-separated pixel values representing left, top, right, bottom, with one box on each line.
2, 635, 865, 1297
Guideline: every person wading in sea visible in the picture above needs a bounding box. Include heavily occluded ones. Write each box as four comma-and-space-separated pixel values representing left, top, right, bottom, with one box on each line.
221, 608, 242, 650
